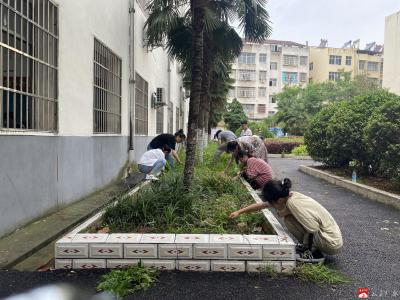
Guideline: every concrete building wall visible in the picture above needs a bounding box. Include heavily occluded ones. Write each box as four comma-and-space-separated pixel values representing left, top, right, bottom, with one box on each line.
383, 11, 400, 95
0, 0, 187, 237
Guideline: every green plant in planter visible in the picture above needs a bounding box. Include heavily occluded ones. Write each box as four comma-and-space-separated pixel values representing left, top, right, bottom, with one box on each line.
291, 145, 308, 156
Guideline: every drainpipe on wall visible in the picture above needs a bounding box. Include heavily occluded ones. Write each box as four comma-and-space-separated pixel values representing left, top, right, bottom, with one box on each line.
128, 0, 135, 158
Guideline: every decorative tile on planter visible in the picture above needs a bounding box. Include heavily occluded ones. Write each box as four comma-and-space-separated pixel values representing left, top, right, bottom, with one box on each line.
193, 244, 227, 259
55, 243, 88, 258
107, 234, 142, 243
209, 234, 243, 244
281, 261, 296, 274
140, 234, 175, 244
263, 245, 295, 260
141, 259, 176, 271
175, 234, 209, 244
277, 235, 296, 245
73, 259, 106, 269
89, 244, 123, 258
72, 234, 108, 243
177, 260, 210, 271
211, 260, 246, 272
246, 261, 282, 273
243, 235, 279, 245
107, 259, 140, 269
158, 244, 192, 259
228, 245, 262, 260
125, 244, 157, 259
55, 259, 72, 269
56, 234, 76, 243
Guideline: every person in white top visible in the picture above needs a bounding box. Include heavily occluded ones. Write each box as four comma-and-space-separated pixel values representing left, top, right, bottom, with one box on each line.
230, 178, 343, 263
240, 120, 252, 137
138, 145, 171, 180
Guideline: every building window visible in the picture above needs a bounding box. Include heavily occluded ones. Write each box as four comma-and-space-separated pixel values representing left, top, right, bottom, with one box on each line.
329, 72, 339, 81
259, 53, 267, 64
168, 101, 173, 133
282, 72, 298, 84
1, 0, 59, 131
94, 39, 122, 134
242, 104, 255, 118
228, 87, 236, 98
238, 69, 256, 81
259, 71, 267, 82
269, 95, 277, 103
346, 56, 352, 65
270, 62, 278, 70
257, 104, 266, 114
156, 107, 163, 134
238, 52, 256, 64
176, 107, 180, 131
135, 73, 148, 135
237, 87, 255, 98
258, 87, 266, 97
300, 73, 307, 83
359, 60, 366, 70
283, 55, 298, 66
270, 45, 281, 52
367, 62, 379, 72
269, 78, 277, 86
309, 62, 314, 70
300, 56, 308, 66
329, 55, 342, 65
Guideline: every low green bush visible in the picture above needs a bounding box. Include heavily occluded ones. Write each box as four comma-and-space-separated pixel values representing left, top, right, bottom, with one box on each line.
291, 145, 308, 156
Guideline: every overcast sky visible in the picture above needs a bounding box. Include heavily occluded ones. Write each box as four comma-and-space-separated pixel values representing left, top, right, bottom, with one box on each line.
266, 0, 400, 48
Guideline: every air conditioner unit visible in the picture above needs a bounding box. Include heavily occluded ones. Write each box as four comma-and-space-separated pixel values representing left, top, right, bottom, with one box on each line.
152, 88, 166, 109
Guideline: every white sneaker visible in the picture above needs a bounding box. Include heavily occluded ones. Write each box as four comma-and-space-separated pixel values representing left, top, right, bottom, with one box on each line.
145, 174, 159, 181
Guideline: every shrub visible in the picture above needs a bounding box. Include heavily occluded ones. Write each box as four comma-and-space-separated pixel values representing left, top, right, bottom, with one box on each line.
365, 99, 400, 179
224, 99, 247, 132
291, 145, 308, 156
265, 141, 303, 154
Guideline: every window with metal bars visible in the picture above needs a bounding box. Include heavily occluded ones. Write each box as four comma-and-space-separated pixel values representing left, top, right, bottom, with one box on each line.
134, 73, 148, 135
93, 38, 122, 134
156, 106, 163, 134
168, 100, 173, 133
0, 0, 58, 131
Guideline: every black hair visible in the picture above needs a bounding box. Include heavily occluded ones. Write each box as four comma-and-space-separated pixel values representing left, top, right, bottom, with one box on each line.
226, 141, 238, 153
240, 120, 248, 125
262, 178, 292, 203
174, 129, 186, 139
237, 150, 249, 159
161, 144, 172, 154
214, 130, 222, 140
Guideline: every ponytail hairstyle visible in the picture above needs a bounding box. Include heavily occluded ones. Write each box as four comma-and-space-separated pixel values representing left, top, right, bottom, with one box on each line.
226, 141, 238, 153
262, 178, 292, 203
162, 144, 171, 154
174, 129, 186, 140
214, 130, 222, 140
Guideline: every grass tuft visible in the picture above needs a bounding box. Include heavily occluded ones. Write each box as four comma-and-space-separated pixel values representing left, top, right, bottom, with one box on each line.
294, 263, 352, 285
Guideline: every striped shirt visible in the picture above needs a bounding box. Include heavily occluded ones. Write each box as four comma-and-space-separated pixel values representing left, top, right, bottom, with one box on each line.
245, 157, 273, 189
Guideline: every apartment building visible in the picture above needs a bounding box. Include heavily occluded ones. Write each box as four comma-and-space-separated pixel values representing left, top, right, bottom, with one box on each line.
0, 0, 188, 237
229, 40, 309, 120
309, 45, 383, 86
383, 11, 400, 95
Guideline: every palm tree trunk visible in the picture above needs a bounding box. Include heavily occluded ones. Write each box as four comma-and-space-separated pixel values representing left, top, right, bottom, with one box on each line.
183, 0, 206, 189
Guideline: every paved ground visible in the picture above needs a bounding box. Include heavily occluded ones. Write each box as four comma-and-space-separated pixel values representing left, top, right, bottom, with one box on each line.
1, 159, 399, 299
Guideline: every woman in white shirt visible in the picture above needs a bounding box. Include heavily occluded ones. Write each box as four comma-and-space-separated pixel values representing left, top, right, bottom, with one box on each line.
138, 145, 171, 180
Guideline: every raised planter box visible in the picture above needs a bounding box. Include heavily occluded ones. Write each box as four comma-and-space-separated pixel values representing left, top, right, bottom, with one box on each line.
54, 179, 296, 273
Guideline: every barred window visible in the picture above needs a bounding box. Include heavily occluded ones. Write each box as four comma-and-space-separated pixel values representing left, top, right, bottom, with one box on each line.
238, 52, 256, 64
367, 62, 379, 72
259, 53, 267, 64
269, 78, 277, 86
329, 72, 339, 81
258, 87, 266, 97
167, 101, 173, 133
359, 60, 366, 70
329, 55, 342, 65
135, 73, 148, 135
1, 0, 58, 131
283, 55, 298, 66
237, 87, 255, 98
257, 104, 266, 114
94, 39, 122, 133
175, 107, 180, 132
238, 69, 256, 81
259, 71, 267, 82
282, 72, 298, 84
270, 62, 278, 70
300, 56, 308, 66
346, 56, 352, 65
242, 104, 255, 118
156, 106, 163, 134
300, 73, 307, 82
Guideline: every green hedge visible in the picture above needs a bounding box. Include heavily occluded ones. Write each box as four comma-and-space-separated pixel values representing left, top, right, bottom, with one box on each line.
305, 90, 400, 179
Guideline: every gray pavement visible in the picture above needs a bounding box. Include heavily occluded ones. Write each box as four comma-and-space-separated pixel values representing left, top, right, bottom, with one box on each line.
1, 158, 399, 299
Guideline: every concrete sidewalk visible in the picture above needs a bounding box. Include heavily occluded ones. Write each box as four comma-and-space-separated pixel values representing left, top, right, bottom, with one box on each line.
0, 173, 144, 270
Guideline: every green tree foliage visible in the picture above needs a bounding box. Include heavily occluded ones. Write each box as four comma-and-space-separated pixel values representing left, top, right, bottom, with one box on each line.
365, 99, 400, 179
224, 99, 248, 132
275, 75, 378, 135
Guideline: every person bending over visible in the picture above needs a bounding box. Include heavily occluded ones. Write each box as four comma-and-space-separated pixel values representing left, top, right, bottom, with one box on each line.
147, 129, 186, 168
138, 145, 171, 180
213, 130, 237, 160
229, 178, 343, 262
236, 150, 273, 190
